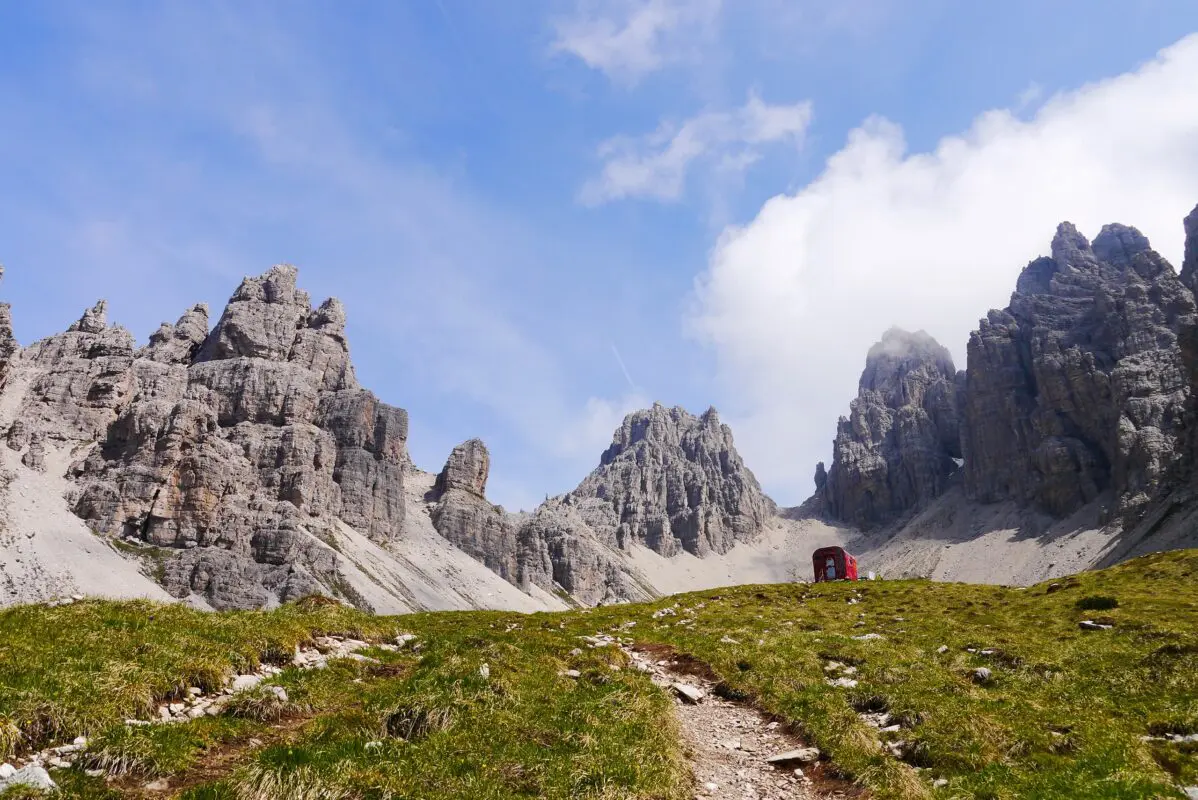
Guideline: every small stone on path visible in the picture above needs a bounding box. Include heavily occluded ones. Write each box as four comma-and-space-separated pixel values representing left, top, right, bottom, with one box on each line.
673, 683, 706, 704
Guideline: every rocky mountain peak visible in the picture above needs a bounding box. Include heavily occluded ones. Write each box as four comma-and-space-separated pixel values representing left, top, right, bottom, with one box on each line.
1050, 221, 1099, 272
962, 212, 1196, 520
144, 304, 210, 364
570, 404, 772, 557
1, 264, 412, 609
434, 438, 490, 499
68, 300, 109, 334
818, 327, 962, 528
859, 327, 956, 407
1092, 223, 1152, 268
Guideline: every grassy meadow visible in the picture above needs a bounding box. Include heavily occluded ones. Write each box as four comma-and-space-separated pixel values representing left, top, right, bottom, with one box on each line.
0, 550, 1194, 799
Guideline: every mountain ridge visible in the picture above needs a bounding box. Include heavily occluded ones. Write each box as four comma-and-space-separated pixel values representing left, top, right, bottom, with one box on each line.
1, 202, 1197, 610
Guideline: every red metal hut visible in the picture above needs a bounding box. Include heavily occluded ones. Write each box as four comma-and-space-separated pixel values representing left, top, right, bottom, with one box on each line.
812, 546, 858, 582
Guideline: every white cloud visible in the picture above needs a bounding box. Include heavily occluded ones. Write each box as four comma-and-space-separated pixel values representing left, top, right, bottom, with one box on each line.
550, 0, 720, 83
581, 92, 812, 204
689, 34, 1198, 506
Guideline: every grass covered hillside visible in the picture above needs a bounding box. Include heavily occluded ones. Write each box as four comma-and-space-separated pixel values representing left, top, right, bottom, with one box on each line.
0, 551, 1195, 799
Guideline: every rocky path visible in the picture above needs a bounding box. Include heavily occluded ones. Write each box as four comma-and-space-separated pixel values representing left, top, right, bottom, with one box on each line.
624, 644, 861, 800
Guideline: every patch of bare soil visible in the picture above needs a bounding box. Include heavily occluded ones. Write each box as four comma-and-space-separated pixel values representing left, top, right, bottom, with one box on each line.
109, 713, 315, 798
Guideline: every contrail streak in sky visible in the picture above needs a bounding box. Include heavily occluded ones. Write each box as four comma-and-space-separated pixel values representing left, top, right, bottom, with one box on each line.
611, 343, 636, 389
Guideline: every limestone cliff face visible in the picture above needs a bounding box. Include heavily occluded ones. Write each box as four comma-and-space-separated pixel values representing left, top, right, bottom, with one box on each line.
428, 439, 520, 582
508, 404, 774, 604
818, 328, 962, 528
961, 222, 1195, 521
7, 265, 410, 610
568, 404, 773, 557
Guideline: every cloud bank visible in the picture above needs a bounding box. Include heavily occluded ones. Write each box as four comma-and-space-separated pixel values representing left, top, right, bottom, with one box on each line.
689, 34, 1198, 505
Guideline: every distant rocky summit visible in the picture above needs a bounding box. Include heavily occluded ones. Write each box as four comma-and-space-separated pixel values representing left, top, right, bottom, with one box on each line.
30, 266, 407, 609
816, 328, 962, 528
815, 206, 1198, 540
515, 404, 774, 604
962, 222, 1195, 522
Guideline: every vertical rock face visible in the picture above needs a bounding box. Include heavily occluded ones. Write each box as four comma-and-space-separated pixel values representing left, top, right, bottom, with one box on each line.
1179, 204, 1198, 295
819, 328, 963, 528
0, 267, 19, 394
433, 439, 490, 497
428, 439, 521, 582
0, 265, 412, 610
961, 221, 1196, 520
18, 301, 140, 443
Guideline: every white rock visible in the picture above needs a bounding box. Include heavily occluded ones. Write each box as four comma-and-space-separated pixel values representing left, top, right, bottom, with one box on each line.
479, 663, 490, 679
562, 669, 582, 679
853, 633, 884, 641
267, 686, 288, 702
0, 765, 56, 791
343, 653, 380, 664
1079, 620, 1113, 631
231, 674, 263, 691
766, 747, 821, 765
971, 667, 993, 684
1183, 787, 1198, 800
144, 778, 170, 790
933, 778, 949, 788
719, 635, 740, 644
158, 706, 172, 721
937, 645, 949, 654
0, 764, 15, 780
722, 739, 742, 750
703, 781, 719, 792
70, 594, 84, 601
672, 683, 705, 704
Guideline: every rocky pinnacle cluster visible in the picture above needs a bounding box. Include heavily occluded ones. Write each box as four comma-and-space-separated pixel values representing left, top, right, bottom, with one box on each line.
817, 206, 1198, 530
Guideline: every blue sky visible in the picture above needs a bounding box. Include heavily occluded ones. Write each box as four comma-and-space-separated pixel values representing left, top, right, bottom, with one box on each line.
2, 1, 1197, 511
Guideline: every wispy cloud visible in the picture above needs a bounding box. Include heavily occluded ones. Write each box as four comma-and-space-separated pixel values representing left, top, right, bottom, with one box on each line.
580, 91, 811, 204
550, 0, 721, 83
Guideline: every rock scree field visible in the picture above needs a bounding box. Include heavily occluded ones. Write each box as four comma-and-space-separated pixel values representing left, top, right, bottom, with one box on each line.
0, 550, 1195, 800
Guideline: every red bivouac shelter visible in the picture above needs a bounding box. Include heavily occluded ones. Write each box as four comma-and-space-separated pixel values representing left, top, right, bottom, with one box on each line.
812, 546, 858, 582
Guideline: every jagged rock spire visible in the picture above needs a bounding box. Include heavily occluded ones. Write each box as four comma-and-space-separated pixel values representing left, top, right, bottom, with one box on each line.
963, 213, 1196, 521
68, 300, 108, 334
820, 327, 962, 529
434, 439, 490, 499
